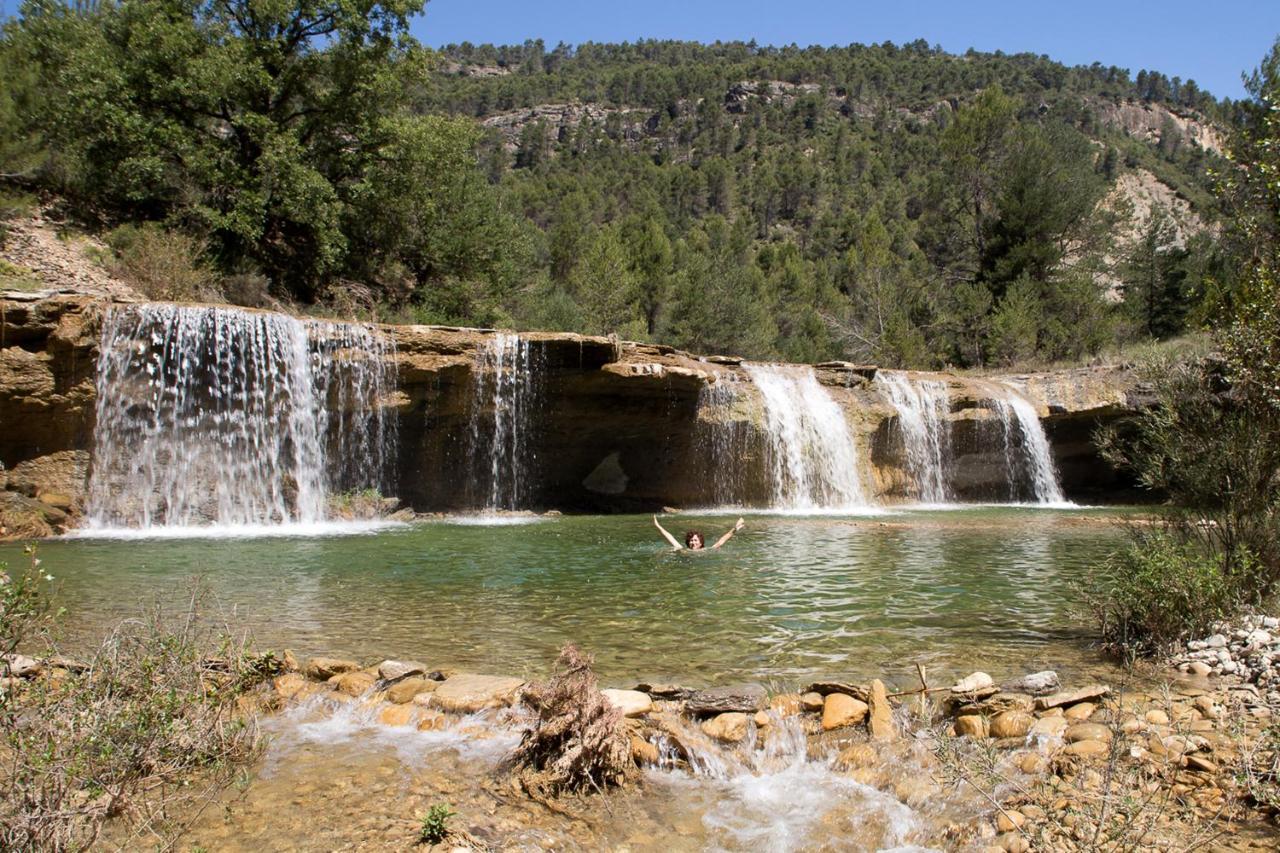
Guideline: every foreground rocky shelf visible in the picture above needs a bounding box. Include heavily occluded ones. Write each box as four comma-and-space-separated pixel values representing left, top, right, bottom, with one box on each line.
213, 649, 1279, 852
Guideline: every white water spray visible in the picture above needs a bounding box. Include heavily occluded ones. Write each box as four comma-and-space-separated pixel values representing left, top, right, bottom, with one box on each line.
877, 372, 951, 503
743, 364, 869, 510
992, 385, 1066, 505
86, 304, 396, 529
469, 333, 540, 510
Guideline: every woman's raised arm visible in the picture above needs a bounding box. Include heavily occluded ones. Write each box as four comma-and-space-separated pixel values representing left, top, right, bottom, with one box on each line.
712, 517, 745, 549
653, 515, 683, 551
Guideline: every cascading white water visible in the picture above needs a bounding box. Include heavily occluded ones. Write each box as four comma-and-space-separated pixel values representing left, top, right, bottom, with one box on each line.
877, 372, 951, 503
469, 333, 540, 510
992, 385, 1066, 505
743, 364, 868, 510
694, 375, 751, 506
86, 304, 396, 530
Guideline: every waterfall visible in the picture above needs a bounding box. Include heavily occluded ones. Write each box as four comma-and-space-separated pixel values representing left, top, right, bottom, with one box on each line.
876, 372, 951, 503
694, 376, 751, 506
991, 386, 1066, 505
86, 304, 396, 529
469, 333, 540, 510
742, 364, 868, 510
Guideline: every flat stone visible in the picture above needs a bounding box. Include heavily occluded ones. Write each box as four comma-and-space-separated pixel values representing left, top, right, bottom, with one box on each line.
1185, 755, 1218, 773
990, 711, 1035, 739
804, 681, 870, 702
602, 688, 653, 717
1001, 670, 1059, 696
1064, 723, 1112, 744
701, 711, 749, 743
1035, 684, 1110, 711
822, 693, 869, 731
634, 682, 695, 700
304, 657, 360, 680
951, 672, 994, 693
386, 677, 436, 704
867, 679, 895, 740
686, 683, 767, 714
377, 660, 428, 681
431, 673, 525, 713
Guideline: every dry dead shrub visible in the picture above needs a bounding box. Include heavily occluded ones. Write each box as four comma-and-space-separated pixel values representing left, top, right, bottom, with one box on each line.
0, 572, 275, 852
510, 644, 631, 797
104, 223, 221, 303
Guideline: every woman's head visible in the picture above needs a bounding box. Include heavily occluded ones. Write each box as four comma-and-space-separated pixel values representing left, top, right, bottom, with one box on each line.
684, 530, 704, 550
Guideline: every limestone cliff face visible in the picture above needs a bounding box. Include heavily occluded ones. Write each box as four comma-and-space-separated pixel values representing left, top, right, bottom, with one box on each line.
0, 294, 1147, 532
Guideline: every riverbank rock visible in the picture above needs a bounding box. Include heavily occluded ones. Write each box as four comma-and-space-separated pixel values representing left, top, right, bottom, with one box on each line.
686, 683, 767, 715
304, 657, 360, 680
990, 710, 1035, 739
387, 677, 436, 704
804, 681, 871, 702
1002, 671, 1059, 696
822, 693, 869, 730
377, 660, 428, 681
951, 672, 994, 693
602, 688, 653, 717
1034, 684, 1109, 710
432, 673, 525, 713
955, 714, 989, 738
701, 712, 749, 743
634, 682, 695, 700
331, 670, 376, 696
867, 679, 895, 740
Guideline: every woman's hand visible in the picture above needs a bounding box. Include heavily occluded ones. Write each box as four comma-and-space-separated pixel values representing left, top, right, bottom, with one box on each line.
734, 517, 745, 531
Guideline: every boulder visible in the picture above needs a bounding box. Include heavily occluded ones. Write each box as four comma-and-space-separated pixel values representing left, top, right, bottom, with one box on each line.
602, 688, 653, 717
630, 735, 660, 766
955, 715, 989, 738
867, 679, 895, 741
304, 657, 360, 680
386, 677, 435, 705
1002, 670, 1059, 696
1064, 739, 1109, 759
701, 711, 749, 743
330, 670, 376, 697
1029, 715, 1068, 738
1034, 684, 1110, 711
822, 693, 869, 731
431, 673, 525, 713
952, 672, 994, 693
800, 691, 825, 712
377, 704, 417, 727
272, 673, 311, 701
1064, 723, 1112, 744
377, 660, 428, 681
1063, 702, 1097, 721
1, 653, 40, 678
990, 711, 1034, 739
686, 683, 767, 715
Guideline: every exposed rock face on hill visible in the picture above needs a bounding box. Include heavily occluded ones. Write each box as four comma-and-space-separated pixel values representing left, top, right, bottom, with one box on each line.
0, 293, 1148, 533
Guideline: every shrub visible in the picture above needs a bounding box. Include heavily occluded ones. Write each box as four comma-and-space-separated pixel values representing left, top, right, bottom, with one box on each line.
509, 644, 631, 797
416, 803, 456, 845
1084, 532, 1255, 657
104, 223, 220, 303
0, 571, 268, 851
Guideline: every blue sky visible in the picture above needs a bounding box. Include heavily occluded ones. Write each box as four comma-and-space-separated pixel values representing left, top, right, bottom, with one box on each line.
412, 1, 1280, 100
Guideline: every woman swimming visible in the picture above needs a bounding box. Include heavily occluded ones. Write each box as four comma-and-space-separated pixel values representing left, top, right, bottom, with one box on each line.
653, 514, 744, 552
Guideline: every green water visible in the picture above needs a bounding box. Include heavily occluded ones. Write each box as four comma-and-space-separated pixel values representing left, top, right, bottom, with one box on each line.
2, 508, 1132, 687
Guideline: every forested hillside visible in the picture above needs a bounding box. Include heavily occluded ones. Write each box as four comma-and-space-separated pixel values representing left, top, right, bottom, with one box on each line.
0, 3, 1245, 368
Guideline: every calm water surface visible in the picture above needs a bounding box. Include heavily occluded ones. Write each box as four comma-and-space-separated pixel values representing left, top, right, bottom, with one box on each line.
2, 508, 1132, 687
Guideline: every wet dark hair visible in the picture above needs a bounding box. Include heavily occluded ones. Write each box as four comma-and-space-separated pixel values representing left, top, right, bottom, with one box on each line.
684, 530, 704, 548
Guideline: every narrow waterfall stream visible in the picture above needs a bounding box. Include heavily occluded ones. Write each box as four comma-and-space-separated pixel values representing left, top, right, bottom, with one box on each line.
742, 364, 869, 510
468, 333, 541, 511
992, 384, 1067, 505
876, 372, 952, 503
85, 304, 396, 531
